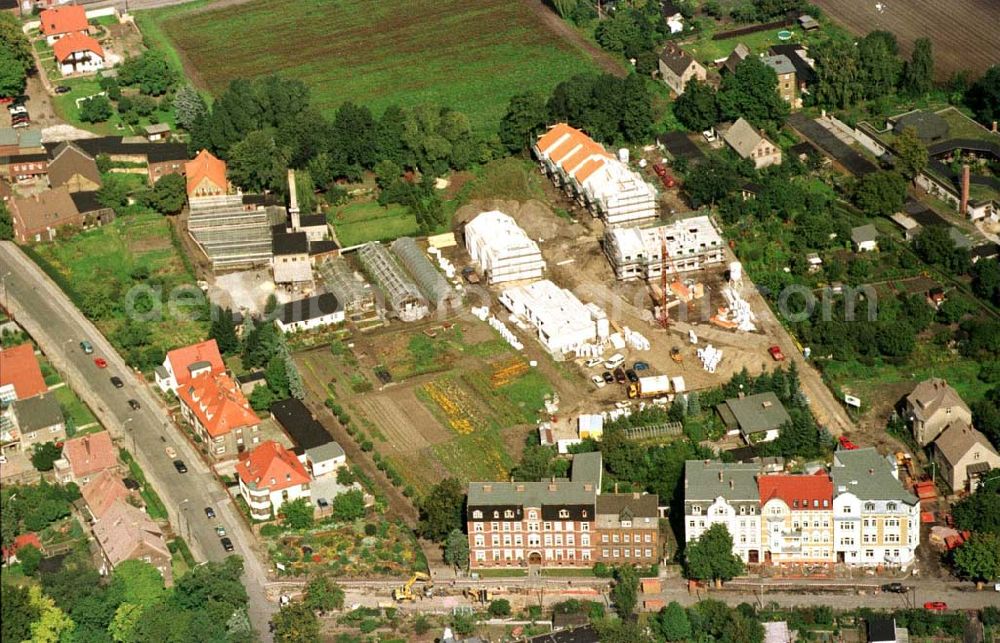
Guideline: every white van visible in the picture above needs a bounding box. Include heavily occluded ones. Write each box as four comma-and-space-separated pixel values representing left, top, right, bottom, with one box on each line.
604, 353, 625, 370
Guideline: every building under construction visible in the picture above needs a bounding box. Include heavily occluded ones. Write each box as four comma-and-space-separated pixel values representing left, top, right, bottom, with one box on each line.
357, 242, 429, 322
390, 237, 461, 311
187, 194, 284, 270
603, 214, 724, 281
318, 257, 378, 322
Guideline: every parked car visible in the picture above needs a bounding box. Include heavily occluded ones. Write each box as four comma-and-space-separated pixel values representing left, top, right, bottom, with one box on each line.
625, 369, 639, 383
768, 345, 785, 361
204, 507, 216, 519
172, 459, 188, 474
11, 118, 29, 129
94, 357, 108, 368
54, 85, 71, 94
220, 537, 234, 552
591, 375, 606, 389
110, 376, 124, 388
8, 105, 27, 115
633, 361, 649, 371
127, 399, 140, 410
165, 446, 177, 458
603, 353, 625, 370
79, 340, 93, 354
838, 436, 859, 450
923, 602, 947, 611
613, 367, 627, 383
601, 371, 614, 384
215, 526, 226, 537
881, 583, 906, 593
584, 357, 603, 369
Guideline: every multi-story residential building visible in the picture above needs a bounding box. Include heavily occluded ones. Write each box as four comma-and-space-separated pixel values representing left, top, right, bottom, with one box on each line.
0, 344, 48, 406
831, 448, 920, 567
8, 393, 67, 452
658, 46, 707, 96
762, 54, 798, 107
499, 280, 609, 356
236, 440, 311, 521
464, 210, 545, 285
176, 372, 259, 459
930, 422, 1000, 493
683, 460, 763, 563
759, 472, 835, 564
466, 452, 602, 569
93, 499, 173, 586
595, 492, 660, 566
154, 338, 225, 394
904, 378, 972, 446
603, 215, 725, 281
54, 431, 117, 485
723, 118, 782, 169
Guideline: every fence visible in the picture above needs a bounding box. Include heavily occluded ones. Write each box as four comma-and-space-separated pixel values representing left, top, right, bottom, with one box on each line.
623, 422, 683, 441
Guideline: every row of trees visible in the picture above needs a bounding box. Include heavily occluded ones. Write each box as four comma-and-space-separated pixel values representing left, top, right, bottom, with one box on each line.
0, 13, 33, 98
675, 56, 789, 132
813, 32, 934, 108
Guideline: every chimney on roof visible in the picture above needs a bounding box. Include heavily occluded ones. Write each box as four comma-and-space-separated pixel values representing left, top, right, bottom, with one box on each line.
718, 471, 724, 482
548, 483, 557, 491
614, 482, 619, 493
288, 169, 300, 231
483, 484, 492, 493
633, 492, 640, 499
993, 121, 998, 133
868, 468, 874, 475
584, 484, 593, 492
961, 164, 970, 216
729, 480, 734, 490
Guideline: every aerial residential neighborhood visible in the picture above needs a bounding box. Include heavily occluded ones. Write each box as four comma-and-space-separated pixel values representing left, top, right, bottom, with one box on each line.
1, 0, 999, 641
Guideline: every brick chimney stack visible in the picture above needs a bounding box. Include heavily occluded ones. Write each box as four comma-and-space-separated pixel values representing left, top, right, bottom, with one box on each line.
960, 164, 970, 216
287, 169, 300, 230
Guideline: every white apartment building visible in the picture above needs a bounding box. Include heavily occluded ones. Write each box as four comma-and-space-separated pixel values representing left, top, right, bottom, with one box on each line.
683, 461, 763, 563
499, 280, 609, 356
831, 449, 920, 567
236, 440, 312, 520
534, 123, 657, 226
604, 215, 725, 281
464, 211, 545, 284
759, 473, 835, 564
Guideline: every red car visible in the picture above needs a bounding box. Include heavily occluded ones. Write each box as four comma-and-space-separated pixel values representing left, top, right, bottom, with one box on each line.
652, 163, 667, 177
768, 345, 785, 361
838, 436, 859, 450
94, 357, 108, 368
923, 601, 947, 611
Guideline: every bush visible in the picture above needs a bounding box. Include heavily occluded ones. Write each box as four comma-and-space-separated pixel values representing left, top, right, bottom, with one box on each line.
364, 523, 377, 536
359, 618, 379, 633
488, 599, 512, 617
592, 562, 613, 578
259, 524, 282, 537
79, 95, 113, 123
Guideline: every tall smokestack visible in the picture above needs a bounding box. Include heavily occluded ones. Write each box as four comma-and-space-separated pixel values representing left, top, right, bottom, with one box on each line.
960, 164, 970, 217
287, 169, 300, 230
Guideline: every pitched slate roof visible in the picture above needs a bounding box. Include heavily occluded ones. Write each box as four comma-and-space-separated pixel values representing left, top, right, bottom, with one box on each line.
0, 343, 48, 401
277, 293, 342, 324
82, 469, 131, 519
11, 393, 63, 433
236, 440, 310, 492
93, 499, 170, 566
47, 141, 101, 189
719, 392, 791, 435
723, 118, 768, 159
53, 33, 104, 62
177, 372, 258, 438
40, 5, 88, 36
659, 46, 698, 76
762, 54, 796, 76
684, 460, 761, 502
272, 231, 309, 256
596, 492, 659, 518
906, 378, 969, 422
12, 186, 81, 234
722, 43, 751, 74
933, 423, 1000, 467
851, 224, 878, 245
831, 448, 918, 503
468, 452, 603, 508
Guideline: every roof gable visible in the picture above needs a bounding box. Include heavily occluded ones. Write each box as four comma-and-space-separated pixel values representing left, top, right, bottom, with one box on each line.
178, 372, 258, 437
184, 149, 228, 196
62, 431, 117, 478
165, 339, 225, 388
759, 471, 832, 509
934, 422, 1000, 466
236, 440, 310, 491
0, 343, 48, 401
53, 33, 104, 62
40, 6, 88, 36
659, 46, 699, 76
723, 118, 769, 158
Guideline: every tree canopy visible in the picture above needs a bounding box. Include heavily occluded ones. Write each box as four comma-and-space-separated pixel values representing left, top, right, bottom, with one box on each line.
417, 478, 465, 542
684, 523, 745, 582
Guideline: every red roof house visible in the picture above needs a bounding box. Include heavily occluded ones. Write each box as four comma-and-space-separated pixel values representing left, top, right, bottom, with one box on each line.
56, 431, 117, 484
0, 343, 48, 403
52, 33, 104, 64
155, 338, 225, 393
39, 6, 89, 41
185, 149, 228, 198
82, 469, 132, 520
235, 440, 311, 520
177, 372, 258, 459
758, 471, 833, 510
2, 533, 43, 562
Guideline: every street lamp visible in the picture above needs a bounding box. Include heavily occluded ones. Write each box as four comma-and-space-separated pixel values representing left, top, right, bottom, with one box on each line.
123, 417, 135, 452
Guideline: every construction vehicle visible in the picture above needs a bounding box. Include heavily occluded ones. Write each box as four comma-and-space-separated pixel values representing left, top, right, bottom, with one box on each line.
628, 375, 671, 399
670, 347, 683, 363
464, 588, 493, 604
392, 572, 433, 601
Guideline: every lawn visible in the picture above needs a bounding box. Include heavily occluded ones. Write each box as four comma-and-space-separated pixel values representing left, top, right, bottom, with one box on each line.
146, 0, 600, 128
327, 201, 419, 248
29, 212, 207, 363
680, 19, 836, 65
49, 77, 177, 137
52, 385, 97, 431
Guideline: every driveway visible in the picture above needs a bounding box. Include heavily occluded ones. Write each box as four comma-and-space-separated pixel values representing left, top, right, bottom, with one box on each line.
0, 242, 276, 641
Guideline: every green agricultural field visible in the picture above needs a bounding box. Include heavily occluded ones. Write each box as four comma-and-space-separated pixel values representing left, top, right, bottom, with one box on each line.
148, 0, 600, 128
327, 201, 419, 248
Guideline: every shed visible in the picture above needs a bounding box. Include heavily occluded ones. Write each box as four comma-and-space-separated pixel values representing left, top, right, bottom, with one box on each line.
851, 224, 879, 251
717, 392, 791, 443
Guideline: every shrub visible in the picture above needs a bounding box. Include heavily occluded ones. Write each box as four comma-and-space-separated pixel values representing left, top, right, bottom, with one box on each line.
260, 524, 283, 537
359, 618, 379, 633
364, 523, 377, 536
592, 562, 613, 578
488, 599, 512, 617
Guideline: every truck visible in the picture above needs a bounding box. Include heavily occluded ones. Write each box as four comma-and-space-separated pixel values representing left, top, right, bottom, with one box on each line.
627, 375, 671, 399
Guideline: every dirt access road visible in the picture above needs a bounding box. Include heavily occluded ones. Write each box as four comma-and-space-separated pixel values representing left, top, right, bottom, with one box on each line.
523, 0, 628, 78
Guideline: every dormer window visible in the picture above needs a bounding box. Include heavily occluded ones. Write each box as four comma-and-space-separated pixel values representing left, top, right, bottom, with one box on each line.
887, 503, 896, 512
493, 511, 499, 519
558, 509, 569, 518
864, 503, 875, 512
504, 510, 514, 519
693, 506, 702, 515
473, 510, 482, 519
528, 510, 538, 520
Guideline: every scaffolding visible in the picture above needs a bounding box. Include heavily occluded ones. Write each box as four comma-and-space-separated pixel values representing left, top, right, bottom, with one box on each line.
390, 237, 461, 310
318, 258, 377, 319
187, 195, 280, 270
357, 242, 428, 322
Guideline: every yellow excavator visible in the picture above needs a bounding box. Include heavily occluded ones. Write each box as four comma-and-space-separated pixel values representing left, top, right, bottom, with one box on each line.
464, 588, 492, 604
392, 572, 433, 601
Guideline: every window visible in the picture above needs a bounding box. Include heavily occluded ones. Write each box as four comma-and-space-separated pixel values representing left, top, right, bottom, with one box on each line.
887, 503, 897, 512
559, 509, 569, 518
864, 502, 876, 512
493, 511, 500, 519
471, 510, 482, 520
544, 522, 552, 531
474, 536, 484, 547
581, 523, 589, 531
602, 549, 610, 558
602, 534, 609, 543
612, 549, 620, 558
623, 534, 630, 544
504, 510, 514, 519
645, 549, 652, 558
491, 522, 499, 531
612, 534, 619, 543
644, 534, 652, 543
581, 534, 590, 546
624, 549, 630, 558
693, 506, 702, 515
474, 523, 483, 533
528, 511, 538, 520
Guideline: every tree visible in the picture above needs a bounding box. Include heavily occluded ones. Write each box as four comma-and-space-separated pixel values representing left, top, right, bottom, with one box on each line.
209, 307, 240, 355
857, 31, 902, 100
684, 523, 745, 582
952, 477, 1000, 535
18, 543, 42, 575
110, 560, 165, 607
673, 79, 719, 132
0, 46, 28, 98
894, 126, 928, 182
79, 95, 113, 123
953, 533, 1000, 582
499, 91, 549, 152
0, 202, 12, 240
228, 130, 288, 192
813, 36, 863, 108
0, 14, 32, 70
265, 354, 290, 399
117, 51, 176, 95
27, 584, 75, 643
281, 497, 314, 529
967, 65, 1000, 126
611, 564, 639, 617
31, 441, 63, 472
914, 225, 969, 273
972, 259, 1000, 305
272, 601, 319, 643
653, 601, 692, 641
304, 573, 344, 612
97, 173, 134, 209
417, 478, 465, 541
146, 173, 187, 214
173, 84, 208, 130
684, 153, 742, 206
108, 603, 143, 643
902, 37, 934, 96
284, 351, 305, 400
173, 556, 247, 612
1, 582, 38, 643
511, 444, 559, 481
852, 170, 907, 217
331, 489, 365, 522
718, 56, 788, 128
443, 528, 469, 571
488, 598, 511, 617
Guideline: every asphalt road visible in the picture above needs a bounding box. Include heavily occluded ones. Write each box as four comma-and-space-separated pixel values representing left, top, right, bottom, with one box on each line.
0, 242, 276, 641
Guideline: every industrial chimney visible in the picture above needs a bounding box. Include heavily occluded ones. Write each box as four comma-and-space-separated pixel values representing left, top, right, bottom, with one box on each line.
960, 164, 970, 217
287, 168, 300, 231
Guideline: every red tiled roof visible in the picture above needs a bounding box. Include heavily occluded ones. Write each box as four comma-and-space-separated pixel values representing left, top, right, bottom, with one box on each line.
177, 372, 257, 438
53, 33, 104, 63
62, 431, 117, 479
185, 149, 228, 196
758, 471, 833, 510
0, 343, 48, 401
236, 440, 310, 492
82, 469, 130, 519
2, 533, 43, 561
164, 339, 225, 389
40, 6, 88, 36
